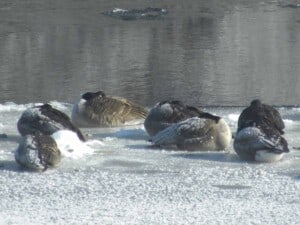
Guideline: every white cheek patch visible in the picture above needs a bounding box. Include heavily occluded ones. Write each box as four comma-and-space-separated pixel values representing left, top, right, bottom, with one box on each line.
77, 98, 87, 113
159, 103, 173, 114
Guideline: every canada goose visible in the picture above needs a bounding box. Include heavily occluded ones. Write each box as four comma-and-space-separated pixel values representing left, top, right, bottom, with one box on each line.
233, 99, 289, 162
15, 132, 61, 171
17, 104, 85, 142
149, 112, 232, 151
144, 100, 202, 137
71, 91, 147, 127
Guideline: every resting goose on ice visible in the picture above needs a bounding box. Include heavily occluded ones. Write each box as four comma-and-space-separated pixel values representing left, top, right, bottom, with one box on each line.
149, 109, 232, 151
71, 91, 148, 127
17, 104, 86, 141
144, 100, 203, 137
15, 132, 61, 171
233, 99, 289, 162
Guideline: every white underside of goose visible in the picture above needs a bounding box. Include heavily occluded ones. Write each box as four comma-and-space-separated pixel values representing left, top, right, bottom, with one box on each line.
234, 127, 286, 162
255, 150, 284, 162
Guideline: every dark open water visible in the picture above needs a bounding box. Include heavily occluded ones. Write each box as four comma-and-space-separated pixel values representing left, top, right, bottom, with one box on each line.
0, 0, 299, 106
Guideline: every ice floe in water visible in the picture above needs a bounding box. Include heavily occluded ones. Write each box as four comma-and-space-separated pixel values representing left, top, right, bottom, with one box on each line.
102, 7, 168, 20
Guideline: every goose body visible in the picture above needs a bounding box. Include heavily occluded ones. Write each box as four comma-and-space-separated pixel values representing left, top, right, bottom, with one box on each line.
234, 100, 289, 162
71, 91, 147, 127
149, 115, 232, 151
15, 132, 61, 171
144, 100, 202, 137
17, 104, 85, 141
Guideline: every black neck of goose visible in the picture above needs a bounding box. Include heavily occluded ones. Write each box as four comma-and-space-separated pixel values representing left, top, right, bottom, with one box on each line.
198, 112, 221, 123
95, 91, 106, 97
250, 99, 262, 108
39, 103, 52, 110
82, 91, 105, 100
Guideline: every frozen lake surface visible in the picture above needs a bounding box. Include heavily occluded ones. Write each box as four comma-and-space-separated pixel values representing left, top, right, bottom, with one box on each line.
0, 102, 299, 225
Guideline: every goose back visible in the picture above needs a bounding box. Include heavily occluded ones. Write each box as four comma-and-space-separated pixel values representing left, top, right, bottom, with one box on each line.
72, 91, 147, 127
149, 116, 232, 151
17, 104, 86, 142
238, 99, 285, 134
144, 100, 202, 136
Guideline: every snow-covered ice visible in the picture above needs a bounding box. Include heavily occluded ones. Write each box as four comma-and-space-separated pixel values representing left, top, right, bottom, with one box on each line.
0, 103, 299, 225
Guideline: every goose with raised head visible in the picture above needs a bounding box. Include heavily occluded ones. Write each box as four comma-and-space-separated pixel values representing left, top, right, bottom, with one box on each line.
71, 91, 147, 127
17, 104, 85, 142
144, 100, 203, 137
149, 111, 232, 151
15, 132, 61, 171
234, 99, 289, 162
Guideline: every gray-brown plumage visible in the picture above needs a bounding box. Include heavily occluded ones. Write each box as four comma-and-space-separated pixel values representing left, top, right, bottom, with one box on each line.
144, 100, 206, 137
237, 99, 285, 134
15, 132, 61, 171
149, 113, 232, 151
71, 91, 148, 127
234, 99, 289, 162
17, 104, 86, 142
